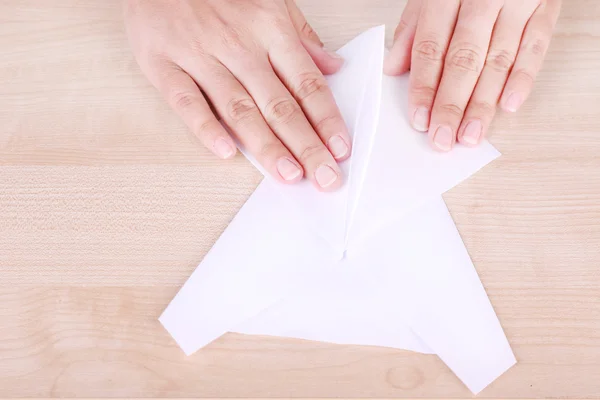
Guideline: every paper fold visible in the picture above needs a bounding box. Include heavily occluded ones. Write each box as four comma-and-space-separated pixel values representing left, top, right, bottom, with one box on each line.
239, 25, 386, 258
159, 25, 515, 394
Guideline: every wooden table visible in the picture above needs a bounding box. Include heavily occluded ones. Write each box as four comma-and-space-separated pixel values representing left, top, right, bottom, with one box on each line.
1, 0, 599, 398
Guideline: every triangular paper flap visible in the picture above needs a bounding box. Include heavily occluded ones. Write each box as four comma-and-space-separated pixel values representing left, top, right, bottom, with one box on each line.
159, 182, 334, 355
240, 26, 386, 258
367, 197, 516, 393
346, 74, 501, 252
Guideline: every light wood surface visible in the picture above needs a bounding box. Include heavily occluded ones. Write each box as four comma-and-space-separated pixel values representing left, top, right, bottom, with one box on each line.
1, 0, 600, 398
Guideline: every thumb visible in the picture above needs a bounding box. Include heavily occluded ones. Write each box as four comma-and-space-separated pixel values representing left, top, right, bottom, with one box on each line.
384, 0, 421, 76
286, 0, 323, 46
285, 0, 344, 75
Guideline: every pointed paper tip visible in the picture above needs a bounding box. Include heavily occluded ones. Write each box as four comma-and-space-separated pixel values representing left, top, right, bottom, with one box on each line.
334, 249, 347, 262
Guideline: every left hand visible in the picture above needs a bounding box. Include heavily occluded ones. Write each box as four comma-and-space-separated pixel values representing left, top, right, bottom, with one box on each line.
384, 0, 562, 151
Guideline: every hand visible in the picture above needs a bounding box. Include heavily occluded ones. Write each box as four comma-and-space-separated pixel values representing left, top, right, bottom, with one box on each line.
384, 0, 561, 151
124, 0, 351, 191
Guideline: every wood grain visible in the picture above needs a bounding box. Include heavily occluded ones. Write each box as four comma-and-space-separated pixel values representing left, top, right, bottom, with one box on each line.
1, 0, 600, 397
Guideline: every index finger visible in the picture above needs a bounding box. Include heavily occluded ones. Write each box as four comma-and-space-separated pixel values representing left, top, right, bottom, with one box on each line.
428, 0, 501, 152
408, 0, 460, 133
268, 34, 352, 162
219, 50, 343, 191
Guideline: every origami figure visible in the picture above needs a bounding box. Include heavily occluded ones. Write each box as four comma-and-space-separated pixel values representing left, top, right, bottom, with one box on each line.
160, 26, 516, 394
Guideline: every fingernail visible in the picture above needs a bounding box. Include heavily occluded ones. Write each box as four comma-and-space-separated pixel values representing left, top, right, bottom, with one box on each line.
413, 107, 430, 132
327, 50, 344, 61
315, 164, 338, 188
277, 157, 302, 181
432, 125, 454, 152
504, 93, 523, 112
462, 120, 482, 146
328, 135, 349, 160
214, 138, 235, 159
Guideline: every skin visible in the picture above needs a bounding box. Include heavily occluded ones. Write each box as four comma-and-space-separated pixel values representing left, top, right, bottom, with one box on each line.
124, 0, 351, 192
124, 0, 562, 190
385, 0, 562, 150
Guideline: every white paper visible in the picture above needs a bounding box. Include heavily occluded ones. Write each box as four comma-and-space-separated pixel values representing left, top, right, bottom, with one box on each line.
234, 197, 515, 394
160, 25, 515, 394
347, 74, 500, 250
239, 25, 386, 259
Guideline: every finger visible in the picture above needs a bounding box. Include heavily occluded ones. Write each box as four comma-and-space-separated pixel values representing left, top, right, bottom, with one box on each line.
428, 0, 502, 152
458, 3, 538, 146
286, 0, 323, 46
217, 49, 343, 191
301, 38, 345, 75
500, 0, 561, 113
246, 62, 345, 190
408, 0, 460, 133
383, 0, 421, 76
286, 0, 344, 75
152, 63, 236, 160
180, 57, 305, 185
268, 35, 352, 163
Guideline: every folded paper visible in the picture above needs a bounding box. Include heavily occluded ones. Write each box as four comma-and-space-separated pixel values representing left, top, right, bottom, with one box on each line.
159, 25, 516, 394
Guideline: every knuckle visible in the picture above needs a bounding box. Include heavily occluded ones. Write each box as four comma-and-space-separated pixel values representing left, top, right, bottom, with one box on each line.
301, 22, 315, 38
140, 52, 169, 75
188, 38, 209, 58
298, 142, 326, 164
438, 103, 464, 119
259, 139, 282, 161
226, 98, 258, 122
267, 17, 298, 46
485, 49, 516, 73
520, 30, 550, 56
394, 19, 409, 39
308, 31, 323, 45
446, 46, 482, 73
469, 100, 496, 116
218, 27, 250, 55
413, 39, 444, 61
512, 68, 536, 85
171, 91, 197, 110
256, 4, 284, 27
315, 114, 344, 135
277, 38, 305, 56
195, 119, 218, 140
410, 83, 436, 100
265, 98, 301, 125
294, 72, 329, 101
303, 23, 322, 45
530, 38, 548, 56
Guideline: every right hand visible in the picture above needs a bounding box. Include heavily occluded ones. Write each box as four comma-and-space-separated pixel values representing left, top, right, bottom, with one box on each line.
124, 0, 351, 191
